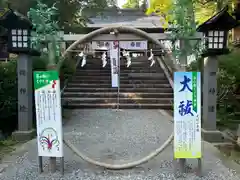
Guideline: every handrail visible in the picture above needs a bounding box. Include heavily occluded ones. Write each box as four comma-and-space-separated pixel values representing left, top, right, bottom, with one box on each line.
60, 56, 82, 95
156, 52, 181, 89
157, 56, 174, 88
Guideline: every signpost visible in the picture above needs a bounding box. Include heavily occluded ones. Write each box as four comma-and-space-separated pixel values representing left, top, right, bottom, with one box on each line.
33, 71, 64, 175
109, 41, 119, 88
92, 41, 110, 49
174, 72, 202, 176
119, 41, 147, 50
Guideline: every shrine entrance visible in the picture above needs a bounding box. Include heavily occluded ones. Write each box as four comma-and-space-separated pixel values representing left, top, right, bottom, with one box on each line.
59, 26, 176, 109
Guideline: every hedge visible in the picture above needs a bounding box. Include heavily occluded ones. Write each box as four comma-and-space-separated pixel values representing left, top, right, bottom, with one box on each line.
0, 55, 76, 136
188, 49, 240, 129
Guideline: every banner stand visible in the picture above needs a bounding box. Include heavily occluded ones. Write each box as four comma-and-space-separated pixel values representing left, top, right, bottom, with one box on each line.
173, 71, 202, 177
38, 156, 43, 173
117, 45, 120, 110
60, 157, 64, 175
34, 71, 64, 176
38, 156, 64, 175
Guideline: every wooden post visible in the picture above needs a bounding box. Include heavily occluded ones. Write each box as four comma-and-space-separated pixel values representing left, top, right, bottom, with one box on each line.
46, 66, 57, 173
49, 157, 57, 173
12, 54, 35, 141
203, 56, 218, 130
38, 156, 43, 173
173, 40, 202, 177
237, 124, 240, 146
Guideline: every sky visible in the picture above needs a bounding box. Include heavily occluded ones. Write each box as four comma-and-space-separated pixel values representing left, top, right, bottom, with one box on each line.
117, 0, 147, 8
117, 0, 127, 8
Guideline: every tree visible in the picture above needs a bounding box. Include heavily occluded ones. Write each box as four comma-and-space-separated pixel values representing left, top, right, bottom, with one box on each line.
0, 0, 8, 7
146, 0, 237, 25
3, 0, 35, 15
146, 0, 238, 60
146, 0, 200, 60
27, 0, 62, 66
5, 0, 117, 32
122, 0, 139, 8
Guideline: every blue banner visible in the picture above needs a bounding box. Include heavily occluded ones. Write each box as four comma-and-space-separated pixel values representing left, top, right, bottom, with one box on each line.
174, 72, 201, 158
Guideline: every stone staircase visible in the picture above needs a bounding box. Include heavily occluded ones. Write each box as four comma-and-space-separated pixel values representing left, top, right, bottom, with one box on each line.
62, 56, 173, 109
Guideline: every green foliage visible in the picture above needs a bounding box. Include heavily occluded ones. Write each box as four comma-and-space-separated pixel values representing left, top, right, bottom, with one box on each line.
59, 57, 76, 81
5, 0, 116, 32
27, 0, 61, 55
0, 0, 8, 7
218, 50, 240, 85
0, 59, 17, 134
188, 50, 240, 130
188, 50, 240, 94
0, 60, 17, 119
146, 0, 238, 61
0, 138, 17, 160
122, 0, 139, 8
169, 0, 205, 59
32, 55, 48, 70
0, 55, 76, 134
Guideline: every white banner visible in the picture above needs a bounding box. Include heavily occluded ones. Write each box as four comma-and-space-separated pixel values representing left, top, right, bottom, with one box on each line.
92, 41, 111, 49
119, 41, 148, 50
110, 41, 119, 87
33, 71, 63, 157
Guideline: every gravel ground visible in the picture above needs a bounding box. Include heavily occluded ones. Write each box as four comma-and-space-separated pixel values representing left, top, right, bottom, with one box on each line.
0, 109, 240, 180
63, 109, 173, 162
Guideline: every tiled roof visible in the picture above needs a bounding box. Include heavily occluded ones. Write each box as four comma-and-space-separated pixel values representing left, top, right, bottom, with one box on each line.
87, 8, 163, 28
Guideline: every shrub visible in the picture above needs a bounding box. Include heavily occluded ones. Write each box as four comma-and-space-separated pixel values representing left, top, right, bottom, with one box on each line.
0, 59, 17, 134
32, 55, 48, 71
60, 57, 76, 81
0, 55, 77, 135
188, 50, 240, 129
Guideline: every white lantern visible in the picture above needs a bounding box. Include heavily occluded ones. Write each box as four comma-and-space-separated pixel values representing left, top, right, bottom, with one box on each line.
10, 28, 30, 49
205, 30, 226, 50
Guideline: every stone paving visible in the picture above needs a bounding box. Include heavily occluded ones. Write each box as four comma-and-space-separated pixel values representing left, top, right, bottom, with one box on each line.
0, 109, 240, 180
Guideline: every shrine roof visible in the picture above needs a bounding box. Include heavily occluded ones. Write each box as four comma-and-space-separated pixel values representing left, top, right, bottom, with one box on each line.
0, 8, 32, 29
86, 8, 165, 30
197, 6, 239, 31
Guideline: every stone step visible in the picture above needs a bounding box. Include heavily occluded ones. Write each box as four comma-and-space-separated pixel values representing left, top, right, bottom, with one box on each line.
71, 72, 165, 78
64, 87, 173, 93
73, 72, 162, 76
80, 64, 159, 68
76, 70, 163, 74
71, 74, 166, 80
78, 58, 155, 62
63, 97, 173, 104
69, 79, 170, 84
76, 68, 162, 72
78, 62, 152, 67
75, 69, 160, 73
77, 67, 162, 70
67, 83, 171, 88
82, 60, 152, 64
63, 103, 172, 109
63, 57, 171, 110
63, 92, 173, 98
79, 58, 151, 62
84, 63, 154, 67
73, 72, 124, 76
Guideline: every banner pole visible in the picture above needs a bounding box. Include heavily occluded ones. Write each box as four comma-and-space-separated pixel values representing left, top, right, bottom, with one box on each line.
38, 156, 43, 173
117, 43, 120, 110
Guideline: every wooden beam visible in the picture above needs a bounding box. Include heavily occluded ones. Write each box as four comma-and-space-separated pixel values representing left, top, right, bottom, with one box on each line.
63, 33, 203, 42
64, 27, 166, 34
